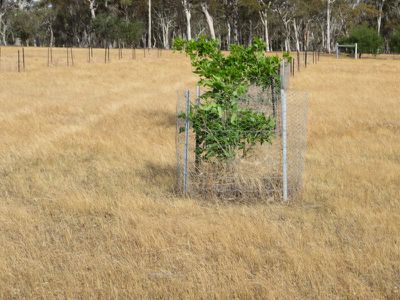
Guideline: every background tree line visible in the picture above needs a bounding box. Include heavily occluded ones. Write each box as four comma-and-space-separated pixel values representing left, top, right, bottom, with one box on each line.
0, 0, 399, 53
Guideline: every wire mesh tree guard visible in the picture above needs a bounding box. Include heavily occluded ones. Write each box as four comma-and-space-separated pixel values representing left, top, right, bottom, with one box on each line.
176, 61, 308, 202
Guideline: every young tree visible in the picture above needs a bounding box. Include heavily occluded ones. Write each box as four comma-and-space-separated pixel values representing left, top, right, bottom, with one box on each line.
174, 37, 279, 160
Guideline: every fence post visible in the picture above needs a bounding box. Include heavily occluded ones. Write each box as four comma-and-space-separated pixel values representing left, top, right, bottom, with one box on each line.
22, 47, 25, 71
183, 90, 191, 196
292, 59, 295, 77
336, 43, 339, 59
297, 50, 300, 72
67, 47, 69, 67
271, 73, 277, 121
280, 62, 288, 202
17, 50, 20, 73
70, 48, 74, 66
195, 86, 201, 169
305, 49, 308, 67
355, 43, 358, 60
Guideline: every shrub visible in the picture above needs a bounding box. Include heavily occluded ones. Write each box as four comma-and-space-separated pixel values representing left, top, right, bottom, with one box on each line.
342, 25, 384, 57
390, 27, 400, 53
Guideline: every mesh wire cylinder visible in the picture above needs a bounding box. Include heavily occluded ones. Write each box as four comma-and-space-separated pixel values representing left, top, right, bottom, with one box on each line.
176, 63, 308, 201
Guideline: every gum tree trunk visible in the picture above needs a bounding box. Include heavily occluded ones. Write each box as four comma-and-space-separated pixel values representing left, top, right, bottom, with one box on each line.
182, 0, 192, 40
201, 2, 215, 39
148, 0, 152, 48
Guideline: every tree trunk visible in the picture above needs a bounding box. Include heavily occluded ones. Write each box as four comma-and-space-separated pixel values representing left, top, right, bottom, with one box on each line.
158, 13, 173, 49
377, 0, 385, 35
232, 0, 239, 44
201, 3, 215, 39
305, 27, 310, 50
0, 12, 6, 46
260, 10, 270, 52
227, 22, 231, 48
50, 26, 54, 47
327, 0, 332, 53
248, 20, 253, 45
293, 19, 300, 52
182, 0, 192, 40
284, 21, 291, 52
88, 0, 96, 19
148, 0, 152, 48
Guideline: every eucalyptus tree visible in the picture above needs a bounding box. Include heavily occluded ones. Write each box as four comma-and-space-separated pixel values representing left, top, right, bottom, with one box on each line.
0, 0, 13, 44
181, 0, 192, 39
200, 1, 215, 39
271, 0, 296, 51
154, 0, 178, 48
326, 0, 336, 52
257, 0, 272, 51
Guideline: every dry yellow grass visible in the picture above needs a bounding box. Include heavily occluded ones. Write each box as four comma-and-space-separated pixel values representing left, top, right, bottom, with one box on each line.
0, 47, 399, 299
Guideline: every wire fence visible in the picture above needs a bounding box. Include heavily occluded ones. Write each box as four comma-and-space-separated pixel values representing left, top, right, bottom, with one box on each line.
0, 46, 164, 73
176, 61, 308, 201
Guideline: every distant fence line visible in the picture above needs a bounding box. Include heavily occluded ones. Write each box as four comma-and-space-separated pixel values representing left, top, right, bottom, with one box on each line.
0, 46, 324, 74
1, 45, 398, 74
0, 46, 164, 73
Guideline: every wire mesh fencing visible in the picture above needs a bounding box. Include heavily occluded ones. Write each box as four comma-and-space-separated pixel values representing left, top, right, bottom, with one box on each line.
176, 61, 308, 202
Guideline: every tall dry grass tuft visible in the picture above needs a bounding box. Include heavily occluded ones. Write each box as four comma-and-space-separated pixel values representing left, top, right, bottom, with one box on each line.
0, 47, 399, 298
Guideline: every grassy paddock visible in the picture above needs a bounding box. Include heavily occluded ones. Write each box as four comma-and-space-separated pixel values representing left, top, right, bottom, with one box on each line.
0, 48, 399, 298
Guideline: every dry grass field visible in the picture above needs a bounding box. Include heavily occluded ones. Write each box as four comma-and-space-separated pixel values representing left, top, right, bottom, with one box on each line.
0, 47, 399, 299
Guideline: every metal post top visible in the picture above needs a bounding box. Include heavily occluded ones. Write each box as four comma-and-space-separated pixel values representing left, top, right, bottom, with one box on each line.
337, 44, 357, 48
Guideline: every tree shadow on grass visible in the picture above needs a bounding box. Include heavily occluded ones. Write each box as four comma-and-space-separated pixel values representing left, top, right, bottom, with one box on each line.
137, 109, 177, 128
138, 161, 178, 196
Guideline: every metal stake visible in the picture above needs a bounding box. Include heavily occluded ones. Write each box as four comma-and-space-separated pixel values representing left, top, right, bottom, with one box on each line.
183, 90, 191, 196
280, 62, 288, 201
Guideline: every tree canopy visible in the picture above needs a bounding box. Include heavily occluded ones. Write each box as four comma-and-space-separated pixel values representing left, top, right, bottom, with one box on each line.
0, 0, 399, 53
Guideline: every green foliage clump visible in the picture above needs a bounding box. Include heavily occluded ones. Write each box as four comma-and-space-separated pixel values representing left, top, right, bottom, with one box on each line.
283, 51, 293, 63
10, 10, 41, 44
342, 25, 384, 57
92, 14, 143, 46
174, 37, 280, 161
390, 27, 400, 53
